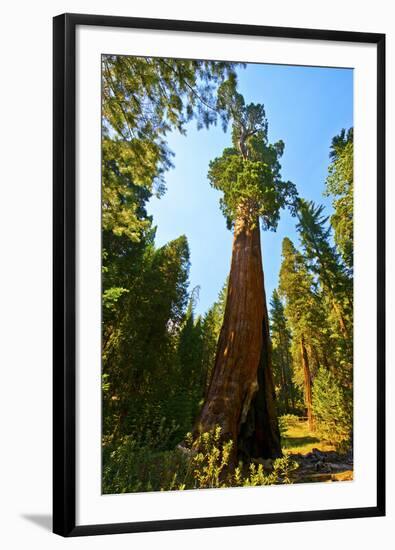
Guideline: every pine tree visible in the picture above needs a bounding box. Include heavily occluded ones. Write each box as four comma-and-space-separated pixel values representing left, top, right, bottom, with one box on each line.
171, 288, 205, 442
296, 199, 352, 340
269, 289, 297, 414
279, 238, 329, 431
102, 236, 191, 441
201, 280, 228, 393
325, 128, 353, 271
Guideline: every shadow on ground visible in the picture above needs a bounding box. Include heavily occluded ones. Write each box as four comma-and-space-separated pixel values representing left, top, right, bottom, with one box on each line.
21, 514, 52, 532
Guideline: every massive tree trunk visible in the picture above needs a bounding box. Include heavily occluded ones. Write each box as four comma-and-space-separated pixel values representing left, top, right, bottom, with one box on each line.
194, 213, 281, 462
300, 335, 314, 431
238, 289, 282, 461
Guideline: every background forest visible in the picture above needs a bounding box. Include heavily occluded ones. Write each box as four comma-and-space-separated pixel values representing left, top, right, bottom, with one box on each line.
101, 55, 354, 493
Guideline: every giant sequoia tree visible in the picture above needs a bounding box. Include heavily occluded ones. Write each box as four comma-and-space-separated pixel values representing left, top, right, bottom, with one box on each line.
194, 86, 297, 461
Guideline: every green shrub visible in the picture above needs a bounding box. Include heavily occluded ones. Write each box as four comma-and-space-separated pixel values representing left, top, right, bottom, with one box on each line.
235, 454, 298, 487
102, 416, 187, 493
102, 435, 189, 494
312, 367, 352, 450
103, 425, 299, 494
187, 427, 233, 489
188, 427, 298, 489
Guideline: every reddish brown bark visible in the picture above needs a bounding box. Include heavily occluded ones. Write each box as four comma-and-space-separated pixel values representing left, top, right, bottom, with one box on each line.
300, 335, 314, 431
238, 288, 282, 460
332, 300, 349, 339
194, 214, 281, 461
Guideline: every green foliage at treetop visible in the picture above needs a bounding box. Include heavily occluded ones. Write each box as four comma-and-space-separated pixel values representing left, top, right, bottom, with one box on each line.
208, 85, 298, 230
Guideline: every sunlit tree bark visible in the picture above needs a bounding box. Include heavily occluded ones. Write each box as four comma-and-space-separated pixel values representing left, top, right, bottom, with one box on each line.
300, 335, 314, 431
194, 84, 296, 461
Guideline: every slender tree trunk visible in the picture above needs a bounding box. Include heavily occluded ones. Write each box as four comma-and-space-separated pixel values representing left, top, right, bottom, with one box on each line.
300, 335, 314, 431
279, 335, 291, 413
286, 348, 296, 412
290, 387, 296, 413
332, 300, 349, 339
194, 215, 281, 462
281, 363, 290, 413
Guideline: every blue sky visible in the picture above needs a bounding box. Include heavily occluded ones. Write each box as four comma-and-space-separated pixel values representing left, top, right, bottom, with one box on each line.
147, 63, 353, 316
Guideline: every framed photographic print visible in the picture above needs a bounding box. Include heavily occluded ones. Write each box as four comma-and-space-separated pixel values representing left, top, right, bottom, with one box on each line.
53, 13, 385, 537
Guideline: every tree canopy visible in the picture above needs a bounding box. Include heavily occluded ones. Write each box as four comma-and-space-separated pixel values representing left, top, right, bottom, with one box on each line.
208, 87, 297, 230
102, 56, 241, 242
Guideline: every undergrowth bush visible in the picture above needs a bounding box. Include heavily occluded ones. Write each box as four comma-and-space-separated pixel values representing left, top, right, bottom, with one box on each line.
103, 425, 299, 494
102, 435, 190, 494
238, 455, 298, 486
102, 416, 188, 493
186, 427, 233, 489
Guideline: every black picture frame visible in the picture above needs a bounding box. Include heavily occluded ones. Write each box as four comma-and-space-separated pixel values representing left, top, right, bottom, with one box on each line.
53, 12, 386, 537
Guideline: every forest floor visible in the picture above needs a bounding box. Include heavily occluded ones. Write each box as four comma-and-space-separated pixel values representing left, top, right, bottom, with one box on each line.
281, 419, 353, 483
